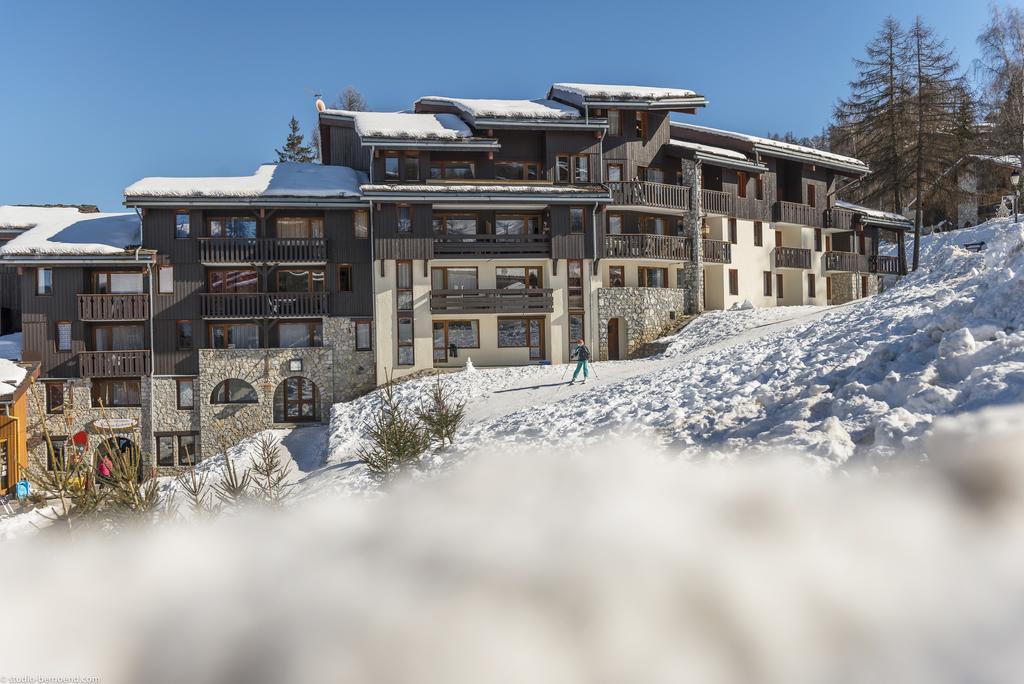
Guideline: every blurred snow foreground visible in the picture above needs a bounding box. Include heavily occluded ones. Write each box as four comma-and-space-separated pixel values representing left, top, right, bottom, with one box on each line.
4, 414, 1024, 684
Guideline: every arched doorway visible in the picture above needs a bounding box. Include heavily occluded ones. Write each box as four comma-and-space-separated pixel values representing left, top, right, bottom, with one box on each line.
274, 377, 319, 423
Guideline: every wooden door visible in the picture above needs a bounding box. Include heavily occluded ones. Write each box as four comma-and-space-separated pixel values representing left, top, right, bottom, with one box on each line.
608, 319, 620, 360
776, 274, 784, 299
283, 377, 318, 422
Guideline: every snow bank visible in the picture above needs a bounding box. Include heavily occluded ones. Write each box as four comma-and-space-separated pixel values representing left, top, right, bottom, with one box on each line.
7, 424, 1024, 682
659, 306, 824, 358
416, 96, 581, 120
0, 206, 140, 256
0, 332, 21, 361
551, 83, 698, 101
124, 163, 366, 200
353, 111, 472, 140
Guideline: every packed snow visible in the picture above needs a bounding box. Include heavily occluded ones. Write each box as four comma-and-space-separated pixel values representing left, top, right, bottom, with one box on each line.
835, 199, 913, 226
0, 357, 27, 397
415, 96, 581, 120
667, 139, 754, 162
124, 162, 366, 200
0, 205, 140, 256
550, 83, 700, 102
352, 111, 472, 140
0, 332, 21, 360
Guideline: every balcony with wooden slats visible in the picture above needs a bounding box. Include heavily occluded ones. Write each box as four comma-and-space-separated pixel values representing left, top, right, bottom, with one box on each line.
823, 251, 865, 273
607, 181, 691, 211
604, 234, 691, 260
79, 350, 151, 378
701, 189, 734, 216
77, 294, 149, 321
702, 239, 732, 264
433, 234, 551, 259
200, 293, 329, 319
773, 246, 812, 270
198, 238, 328, 264
773, 201, 825, 228
825, 207, 856, 231
868, 255, 901, 275
430, 289, 554, 314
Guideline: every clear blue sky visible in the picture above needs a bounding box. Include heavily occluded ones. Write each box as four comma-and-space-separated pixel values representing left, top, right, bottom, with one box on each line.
0, 0, 998, 211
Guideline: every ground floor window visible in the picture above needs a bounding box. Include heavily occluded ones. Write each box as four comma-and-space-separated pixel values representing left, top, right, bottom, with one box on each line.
608, 266, 625, 287
355, 320, 372, 351
432, 320, 480, 362
211, 379, 258, 405
278, 321, 322, 348
807, 273, 816, 299
498, 317, 545, 360
776, 274, 784, 299
45, 382, 65, 414
156, 433, 199, 467
46, 437, 68, 471
274, 377, 319, 423
0, 439, 8, 486
176, 378, 195, 410
91, 379, 141, 408
729, 269, 739, 296
569, 313, 584, 358
763, 271, 773, 297
398, 316, 415, 365
861, 275, 869, 298
209, 323, 259, 349
638, 267, 668, 288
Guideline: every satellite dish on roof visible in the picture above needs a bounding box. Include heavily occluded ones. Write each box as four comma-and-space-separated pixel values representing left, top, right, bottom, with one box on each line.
316, 98, 326, 112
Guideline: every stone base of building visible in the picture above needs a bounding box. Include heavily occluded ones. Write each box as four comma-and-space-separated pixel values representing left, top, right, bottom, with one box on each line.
829, 274, 881, 305
597, 285, 694, 361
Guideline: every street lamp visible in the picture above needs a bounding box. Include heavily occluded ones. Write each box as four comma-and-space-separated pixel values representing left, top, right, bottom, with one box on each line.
1012, 169, 1021, 222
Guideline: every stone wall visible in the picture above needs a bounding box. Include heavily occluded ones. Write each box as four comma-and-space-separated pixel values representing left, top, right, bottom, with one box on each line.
597, 286, 692, 360
829, 273, 881, 305
680, 158, 704, 314
146, 377, 202, 477
324, 317, 376, 402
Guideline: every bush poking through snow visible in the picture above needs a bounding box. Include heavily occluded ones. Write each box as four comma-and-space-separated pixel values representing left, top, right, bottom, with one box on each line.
249, 433, 293, 506
417, 375, 467, 449
213, 455, 253, 508
358, 381, 431, 481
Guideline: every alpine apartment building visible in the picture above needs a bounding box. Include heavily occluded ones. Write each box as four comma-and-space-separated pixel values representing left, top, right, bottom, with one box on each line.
0, 80, 913, 474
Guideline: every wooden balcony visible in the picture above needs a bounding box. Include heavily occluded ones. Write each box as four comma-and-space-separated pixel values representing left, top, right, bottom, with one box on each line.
433, 234, 551, 258
703, 239, 732, 264
773, 246, 812, 270
773, 201, 825, 228
77, 294, 149, 321
868, 255, 902, 275
430, 288, 554, 314
604, 234, 691, 260
823, 251, 864, 273
200, 293, 329, 319
198, 238, 328, 264
734, 196, 770, 221
607, 181, 690, 211
825, 208, 856, 230
702, 189, 734, 216
79, 350, 150, 378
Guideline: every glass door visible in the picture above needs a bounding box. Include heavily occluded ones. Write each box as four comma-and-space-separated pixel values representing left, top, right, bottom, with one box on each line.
528, 319, 545, 360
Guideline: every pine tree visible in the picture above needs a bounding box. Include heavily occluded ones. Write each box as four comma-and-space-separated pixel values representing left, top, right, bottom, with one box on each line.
276, 116, 316, 163
417, 375, 466, 449
357, 380, 430, 481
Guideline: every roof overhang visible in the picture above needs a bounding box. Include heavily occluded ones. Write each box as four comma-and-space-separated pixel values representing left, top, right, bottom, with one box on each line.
468, 118, 608, 131
0, 253, 156, 266
359, 138, 500, 151
361, 189, 611, 204
667, 145, 768, 173
859, 216, 913, 230
575, 96, 708, 111
752, 143, 869, 176
124, 197, 369, 209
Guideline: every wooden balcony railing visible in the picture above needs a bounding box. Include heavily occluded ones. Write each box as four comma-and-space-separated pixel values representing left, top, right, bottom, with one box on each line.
198, 238, 328, 263
702, 239, 732, 264
77, 294, 149, 321
734, 196, 770, 221
823, 251, 864, 273
200, 293, 329, 318
430, 288, 554, 314
604, 234, 691, 260
868, 255, 902, 275
773, 246, 812, 270
607, 181, 690, 211
773, 201, 825, 228
701, 189, 734, 216
79, 350, 150, 378
826, 208, 856, 230
433, 234, 551, 258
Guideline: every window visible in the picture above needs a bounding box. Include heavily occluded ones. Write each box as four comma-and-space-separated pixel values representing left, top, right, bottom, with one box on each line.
814, 229, 822, 252
429, 161, 475, 180
728, 219, 738, 245
608, 265, 625, 287
277, 270, 325, 293
36, 268, 52, 295
556, 155, 571, 183
729, 269, 739, 296
432, 320, 480, 361
91, 379, 142, 408
676, 268, 687, 289
338, 265, 353, 292
647, 168, 665, 184
755, 176, 764, 200
574, 156, 590, 183
569, 314, 585, 358
46, 437, 68, 472
607, 110, 621, 136
157, 433, 199, 467
208, 270, 257, 294
607, 163, 624, 182
635, 111, 648, 139
384, 152, 400, 180
209, 323, 259, 349
176, 320, 194, 350
497, 318, 545, 359
807, 273, 817, 298
396, 260, 413, 310
209, 217, 257, 238
355, 320, 372, 351
431, 267, 478, 290
861, 275, 869, 298
433, 214, 479, 235
175, 211, 191, 238
827, 276, 833, 302
176, 378, 194, 410
211, 379, 258, 404
92, 325, 145, 351
754, 221, 763, 247
495, 161, 541, 181
608, 214, 623, 235
639, 267, 668, 288
45, 382, 65, 414
94, 271, 144, 294
763, 271, 773, 297
775, 230, 782, 246
570, 207, 585, 234
807, 184, 817, 207
496, 266, 542, 289
776, 274, 784, 299
495, 214, 541, 236
354, 210, 369, 239
277, 217, 324, 239
56, 321, 72, 352
568, 259, 584, 308
397, 206, 412, 234
404, 153, 419, 181
279, 321, 322, 348
158, 266, 174, 294
737, 171, 748, 199
397, 316, 414, 365
645, 217, 666, 236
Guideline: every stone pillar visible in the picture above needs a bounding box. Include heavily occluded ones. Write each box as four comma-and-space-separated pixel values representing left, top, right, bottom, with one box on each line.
680, 158, 704, 314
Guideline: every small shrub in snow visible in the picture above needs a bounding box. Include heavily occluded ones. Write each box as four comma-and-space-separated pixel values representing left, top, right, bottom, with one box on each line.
213, 456, 253, 508
249, 433, 292, 506
358, 381, 431, 480
417, 375, 466, 449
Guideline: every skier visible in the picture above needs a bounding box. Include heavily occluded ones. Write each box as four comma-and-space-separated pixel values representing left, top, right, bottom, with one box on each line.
569, 338, 591, 384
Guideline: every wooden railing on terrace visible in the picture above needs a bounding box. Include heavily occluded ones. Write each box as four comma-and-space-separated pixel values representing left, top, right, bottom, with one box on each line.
607, 181, 691, 211
200, 293, 329, 318
823, 251, 864, 273
773, 201, 825, 228
198, 238, 328, 263
604, 234, 691, 260
773, 246, 812, 270
430, 289, 554, 314
702, 239, 732, 264
433, 234, 551, 258
78, 350, 151, 378
77, 294, 149, 321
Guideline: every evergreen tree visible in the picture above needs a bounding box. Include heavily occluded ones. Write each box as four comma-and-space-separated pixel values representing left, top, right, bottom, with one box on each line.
275, 116, 316, 163
417, 375, 466, 449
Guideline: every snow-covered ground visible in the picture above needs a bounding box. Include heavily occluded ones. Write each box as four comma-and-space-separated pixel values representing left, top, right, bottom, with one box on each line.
0, 331, 21, 360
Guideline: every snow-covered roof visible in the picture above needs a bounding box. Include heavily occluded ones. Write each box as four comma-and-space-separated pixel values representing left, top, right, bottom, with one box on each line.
124, 163, 366, 201
967, 154, 1023, 170
0, 358, 28, 400
360, 183, 607, 194
350, 111, 473, 140
835, 200, 913, 227
668, 139, 750, 161
549, 83, 703, 107
0, 206, 141, 257
672, 122, 869, 174
415, 96, 581, 121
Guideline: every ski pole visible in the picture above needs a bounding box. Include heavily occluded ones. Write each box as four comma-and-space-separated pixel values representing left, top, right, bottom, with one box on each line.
560, 362, 571, 382
589, 362, 599, 380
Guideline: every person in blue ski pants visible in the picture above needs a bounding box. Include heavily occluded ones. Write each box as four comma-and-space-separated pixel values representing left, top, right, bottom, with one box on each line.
570, 338, 591, 384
